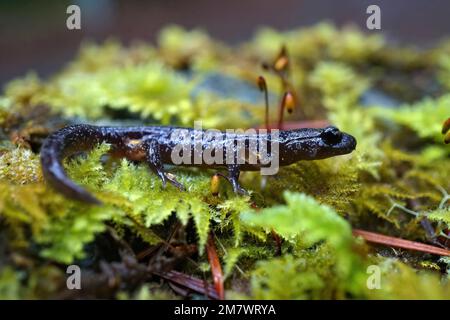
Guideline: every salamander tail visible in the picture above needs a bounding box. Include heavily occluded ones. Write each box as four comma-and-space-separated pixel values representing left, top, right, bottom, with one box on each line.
40, 124, 103, 205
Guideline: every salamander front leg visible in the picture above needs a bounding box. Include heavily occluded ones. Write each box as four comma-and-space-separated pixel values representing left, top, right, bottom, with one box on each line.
227, 165, 248, 195
144, 140, 185, 191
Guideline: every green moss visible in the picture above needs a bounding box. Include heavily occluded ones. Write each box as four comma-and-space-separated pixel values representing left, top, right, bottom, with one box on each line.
34, 62, 193, 122
0, 267, 23, 299
369, 259, 450, 299
241, 192, 363, 283
373, 94, 450, 143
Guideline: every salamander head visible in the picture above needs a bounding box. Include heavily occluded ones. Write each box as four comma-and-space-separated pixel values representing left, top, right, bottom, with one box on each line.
280, 126, 357, 164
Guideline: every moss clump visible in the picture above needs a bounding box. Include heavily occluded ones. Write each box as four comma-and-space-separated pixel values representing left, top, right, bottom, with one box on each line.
0, 23, 449, 299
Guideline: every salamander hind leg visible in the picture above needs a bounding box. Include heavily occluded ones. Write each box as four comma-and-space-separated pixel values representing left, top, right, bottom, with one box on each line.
144, 139, 186, 191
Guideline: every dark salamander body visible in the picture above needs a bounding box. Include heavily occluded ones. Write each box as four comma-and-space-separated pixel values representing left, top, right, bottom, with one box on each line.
40, 124, 356, 204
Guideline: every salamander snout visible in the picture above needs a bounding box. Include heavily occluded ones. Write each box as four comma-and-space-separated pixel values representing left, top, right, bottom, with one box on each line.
341, 132, 357, 152
349, 133, 356, 148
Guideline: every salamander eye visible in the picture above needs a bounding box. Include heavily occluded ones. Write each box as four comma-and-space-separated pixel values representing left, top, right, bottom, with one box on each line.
321, 126, 342, 145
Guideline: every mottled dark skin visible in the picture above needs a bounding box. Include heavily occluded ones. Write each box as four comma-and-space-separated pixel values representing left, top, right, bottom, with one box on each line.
40, 124, 356, 204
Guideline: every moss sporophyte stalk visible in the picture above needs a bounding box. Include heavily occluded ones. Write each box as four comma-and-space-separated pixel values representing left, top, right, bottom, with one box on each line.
1, 23, 450, 299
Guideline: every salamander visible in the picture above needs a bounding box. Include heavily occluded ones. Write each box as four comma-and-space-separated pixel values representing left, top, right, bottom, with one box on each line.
40, 124, 357, 204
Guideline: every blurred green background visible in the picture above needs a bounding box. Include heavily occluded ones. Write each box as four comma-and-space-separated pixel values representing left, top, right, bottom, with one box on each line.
1, 0, 450, 85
